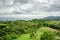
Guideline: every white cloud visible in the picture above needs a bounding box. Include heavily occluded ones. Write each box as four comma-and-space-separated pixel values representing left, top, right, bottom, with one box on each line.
20, 3, 33, 10
0, 14, 48, 20
0, 0, 60, 19
0, 0, 59, 13
5, 0, 14, 5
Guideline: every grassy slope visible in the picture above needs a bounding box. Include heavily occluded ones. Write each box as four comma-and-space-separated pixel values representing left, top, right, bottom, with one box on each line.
15, 28, 60, 40
15, 34, 31, 40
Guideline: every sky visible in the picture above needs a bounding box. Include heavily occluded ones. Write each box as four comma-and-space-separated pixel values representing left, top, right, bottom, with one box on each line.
0, 0, 60, 19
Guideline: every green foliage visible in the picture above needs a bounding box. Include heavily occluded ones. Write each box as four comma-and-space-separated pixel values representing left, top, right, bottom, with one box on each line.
30, 27, 56, 40
4, 33, 18, 40
0, 19, 60, 40
15, 34, 31, 40
0, 24, 7, 29
40, 27, 55, 40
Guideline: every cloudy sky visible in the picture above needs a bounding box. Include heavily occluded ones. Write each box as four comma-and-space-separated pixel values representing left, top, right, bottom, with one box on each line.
0, 0, 60, 19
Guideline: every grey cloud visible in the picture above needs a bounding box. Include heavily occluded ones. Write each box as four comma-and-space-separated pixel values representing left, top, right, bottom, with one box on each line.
45, 0, 60, 12
14, 0, 29, 4
46, 5, 60, 12
0, 0, 14, 7
29, 0, 60, 12
0, 0, 60, 19
0, 0, 60, 14
0, 0, 30, 8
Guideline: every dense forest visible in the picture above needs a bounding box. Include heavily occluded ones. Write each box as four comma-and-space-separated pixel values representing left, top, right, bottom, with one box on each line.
0, 19, 60, 40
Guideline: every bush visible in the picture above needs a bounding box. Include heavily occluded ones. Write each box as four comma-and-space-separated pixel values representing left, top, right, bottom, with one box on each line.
4, 33, 18, 40
30, 27, 56, 40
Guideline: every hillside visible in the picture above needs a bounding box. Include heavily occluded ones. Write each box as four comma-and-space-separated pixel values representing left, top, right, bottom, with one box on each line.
42, 16, 60, 20
0, 19, 60, 40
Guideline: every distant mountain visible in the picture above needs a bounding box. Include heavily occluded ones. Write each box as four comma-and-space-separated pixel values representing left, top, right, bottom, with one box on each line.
0, 17, 16, 21
0, 16, 60, 21
0, 17, 32, 21
42, 16, 60, 20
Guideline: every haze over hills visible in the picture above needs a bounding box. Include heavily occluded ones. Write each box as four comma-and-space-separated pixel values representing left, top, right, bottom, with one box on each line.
0, 17, 35, 20
42, 16, 60, 20
0, 16, 60, 21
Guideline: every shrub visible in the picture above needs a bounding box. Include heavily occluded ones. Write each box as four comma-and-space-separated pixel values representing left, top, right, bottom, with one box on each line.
4, 33, 18, 40
30, 27, 56, 40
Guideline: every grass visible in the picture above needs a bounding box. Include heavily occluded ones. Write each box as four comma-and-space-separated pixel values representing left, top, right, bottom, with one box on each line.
15, 34, 31, 40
